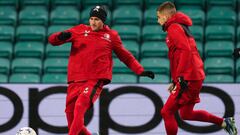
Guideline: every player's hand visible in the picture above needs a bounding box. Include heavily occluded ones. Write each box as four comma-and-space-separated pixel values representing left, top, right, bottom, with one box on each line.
232, 48, 240, 59
57, 31, 72, 41
178, 76, 188, 90
140, 71, 155, 79
168, 83, 176, 94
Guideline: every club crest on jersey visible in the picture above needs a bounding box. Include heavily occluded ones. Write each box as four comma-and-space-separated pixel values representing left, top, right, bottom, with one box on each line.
101, 33, 111, 42
84, 30, 90, 36
166, 37, 170, 44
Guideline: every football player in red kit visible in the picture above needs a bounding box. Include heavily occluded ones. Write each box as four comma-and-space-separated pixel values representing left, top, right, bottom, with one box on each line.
48, 6, 154, 135
156, 2, 237, 135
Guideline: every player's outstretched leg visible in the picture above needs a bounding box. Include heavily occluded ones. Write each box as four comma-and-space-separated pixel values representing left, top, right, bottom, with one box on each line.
223, 117, 238, 135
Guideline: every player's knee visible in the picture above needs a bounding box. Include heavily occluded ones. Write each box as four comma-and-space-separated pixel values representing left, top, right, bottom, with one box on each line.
179, 110, 191, 120
75, 99, 90, 112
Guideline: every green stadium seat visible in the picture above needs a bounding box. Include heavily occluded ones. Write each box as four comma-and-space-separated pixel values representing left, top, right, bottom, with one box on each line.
205, 41, 234, 57
139, 74, 170, 83
113, 0, 142, 8
122, 40, 139, 59
50, 6, 80, 25
48, 25, 73, 35
0, 6, 17, 26
204, 57, 234, 75
113, 58, 132, 73
237, 42, 240, 48
0, 42, 13, 59
142, 25, 166, 41
11, 58, 42, 74
236, 75, 240, 83
42, 73, 67, 83
238, 13, 240, 28
207, 0, 236, 10
51, 0, 80, 8
112, 40, 139, 59
179, 8, 205, 26
196, 41, 203, 58
189, 25, 204, 42
14, 42, 44, 58
236, 26, 240, 41
46, 43, 71, 58
204, 74, 234, 83
207, 7, 236, 26
9, 73, 40, 83
113, 6, 142, 25
0, 0, 18, 8
176, 0, 206, 9
44, 58, 68, 73
19, 6, 48, 26
20, 0, 49, 8
0, 58, 10, 75
80, 7, 92, 24
141, 41, 168, 58
236, 42, 240, 48
112, 25, 141, 42
145, 0, 174, 9
81, 0, 112, 9
111, 73, 137, 83
81, 7, 111, 25
236, 59, 240, 75
16, 25, 46, 42
144, 7, 157, 25
0, 25, 15, 42
141, 58, 170, 74
205, 25, 235, 42
0, 74, 8, 83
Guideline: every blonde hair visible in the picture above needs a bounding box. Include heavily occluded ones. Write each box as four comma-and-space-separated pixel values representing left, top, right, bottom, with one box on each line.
157, 1, 176, 15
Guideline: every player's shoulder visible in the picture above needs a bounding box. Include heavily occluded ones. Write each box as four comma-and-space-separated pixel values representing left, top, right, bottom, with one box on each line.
169, 23, 183, 30
168, 23, 185, 33
106, 26, 119, 37
71, 24, 89, 30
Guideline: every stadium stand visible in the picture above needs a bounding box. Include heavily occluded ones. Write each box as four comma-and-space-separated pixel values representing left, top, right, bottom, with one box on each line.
112, 73, 137, 83
0, 74, 8, 83
15, 41, 44, 58
19, 6, 48, 26
11, 58, 42, 74
0, 58, 10, 75
42, 73, 67, 83
0, 42, 13, 59
0, 6, 17, 26
9, 73, 40, 83
43, 58, 68, 73
45, 42, 71, 58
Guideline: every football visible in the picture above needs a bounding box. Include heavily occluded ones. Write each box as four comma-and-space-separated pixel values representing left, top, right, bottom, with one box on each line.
16, 127, 37, 135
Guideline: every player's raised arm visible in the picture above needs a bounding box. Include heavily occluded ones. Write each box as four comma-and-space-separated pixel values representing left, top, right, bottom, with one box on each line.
112, 31, 154, 79
48, 30, 73, 46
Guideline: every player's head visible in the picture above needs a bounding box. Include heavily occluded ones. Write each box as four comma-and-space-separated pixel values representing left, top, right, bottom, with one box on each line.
89, 5, 107, 31
156, 1, 176, 26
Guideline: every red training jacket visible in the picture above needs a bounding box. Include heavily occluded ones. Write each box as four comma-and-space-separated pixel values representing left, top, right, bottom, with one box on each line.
164, 12, 205, 82
48, 24, 144, 84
